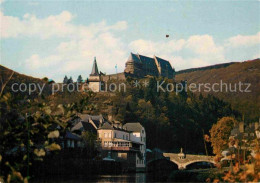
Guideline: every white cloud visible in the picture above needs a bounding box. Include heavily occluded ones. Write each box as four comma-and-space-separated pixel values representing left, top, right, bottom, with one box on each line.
1, 11, 75, 38
25, 54, 62, 69
186, 35, 223, 56
129, 35, 225, 70
2, 9, 259, 81
0, 10, 128, 80
0, 10, 127, 40
225, 32, 260, 48
129, 39, 185, 55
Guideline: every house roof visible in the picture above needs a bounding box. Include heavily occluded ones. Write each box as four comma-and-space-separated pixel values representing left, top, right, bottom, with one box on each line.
123, 123, 143, 132
98, 122, 129, 132
71, 121, 97, 134
65, 131, 81, 140
98, 122, 114, 130
78, 114, 104, 128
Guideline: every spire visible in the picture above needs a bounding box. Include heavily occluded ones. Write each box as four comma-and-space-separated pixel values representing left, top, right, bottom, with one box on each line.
90, 57, 99, 76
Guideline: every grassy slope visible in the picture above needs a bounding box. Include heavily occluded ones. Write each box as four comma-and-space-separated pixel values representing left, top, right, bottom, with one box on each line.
175, 59, 260, 121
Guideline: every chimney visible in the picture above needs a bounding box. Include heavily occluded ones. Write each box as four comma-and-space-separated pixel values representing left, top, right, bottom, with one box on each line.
239, 122, 244, 133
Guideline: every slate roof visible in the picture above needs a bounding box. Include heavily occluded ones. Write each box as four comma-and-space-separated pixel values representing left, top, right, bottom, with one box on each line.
78, 114, 104, 128
123, 123, 143, 132
98, 122, 129, 132
127, 52, 142, 63
155, 56, 173, 70
65, 131, 81, 140
71, 121, 97, 134
98, 122, 114, 130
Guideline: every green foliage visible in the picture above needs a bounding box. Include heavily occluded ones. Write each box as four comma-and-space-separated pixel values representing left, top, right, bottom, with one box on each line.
77, 75, 83, 83
0, 92, 77, 182
111, 77, 240, 153
176, 59, 260, 121
81, 131, 98, 158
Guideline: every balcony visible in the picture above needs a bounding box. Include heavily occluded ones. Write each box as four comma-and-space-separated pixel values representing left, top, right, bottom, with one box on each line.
102, 140, 140, 151
103, 146, 139, 151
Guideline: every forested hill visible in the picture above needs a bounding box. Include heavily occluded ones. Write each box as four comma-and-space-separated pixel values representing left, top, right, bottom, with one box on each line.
0, 65, 52, 97
175, 59, 260, 121
176, 62, 237, 74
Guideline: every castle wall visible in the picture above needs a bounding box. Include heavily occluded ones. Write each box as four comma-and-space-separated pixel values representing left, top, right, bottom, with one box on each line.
88, 81, 101, 92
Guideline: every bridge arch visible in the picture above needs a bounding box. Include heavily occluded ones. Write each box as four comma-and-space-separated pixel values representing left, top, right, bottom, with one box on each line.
184, 160, 215, 169
147, 158, 178, 172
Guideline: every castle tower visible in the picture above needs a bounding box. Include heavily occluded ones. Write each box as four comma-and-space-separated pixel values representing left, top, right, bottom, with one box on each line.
88, 57, 101, 92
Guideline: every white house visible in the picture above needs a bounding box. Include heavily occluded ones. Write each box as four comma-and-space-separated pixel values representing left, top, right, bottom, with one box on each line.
123, 122, 146, 171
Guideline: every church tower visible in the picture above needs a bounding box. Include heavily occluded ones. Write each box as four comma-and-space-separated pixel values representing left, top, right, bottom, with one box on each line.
88, 57, 101, 92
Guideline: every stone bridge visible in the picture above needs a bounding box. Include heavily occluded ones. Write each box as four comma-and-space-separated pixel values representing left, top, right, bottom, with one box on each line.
147, 149, 215, 170
163, 153, 215, 169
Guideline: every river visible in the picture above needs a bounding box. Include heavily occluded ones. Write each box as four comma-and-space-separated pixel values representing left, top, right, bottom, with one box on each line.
33, 173, 156, 183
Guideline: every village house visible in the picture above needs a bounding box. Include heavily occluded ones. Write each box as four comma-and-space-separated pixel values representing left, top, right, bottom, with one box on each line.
97, 122, 146, 171
57, 113, 147, 171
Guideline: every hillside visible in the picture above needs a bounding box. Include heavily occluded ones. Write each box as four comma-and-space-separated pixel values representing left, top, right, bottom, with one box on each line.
176, 62, 238, 74
0, 65, 51, 97
1, 59, 259, 121
175, 59, 260, 121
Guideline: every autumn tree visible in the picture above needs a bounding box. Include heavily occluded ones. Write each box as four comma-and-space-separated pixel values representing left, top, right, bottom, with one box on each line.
210, 117, 238, 155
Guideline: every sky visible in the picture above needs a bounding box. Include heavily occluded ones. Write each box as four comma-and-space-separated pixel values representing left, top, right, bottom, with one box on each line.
1, 0, 259, 82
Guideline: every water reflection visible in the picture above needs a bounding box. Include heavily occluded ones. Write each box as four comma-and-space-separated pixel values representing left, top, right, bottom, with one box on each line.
33, 173, 148, 183
96, 173, 146, 183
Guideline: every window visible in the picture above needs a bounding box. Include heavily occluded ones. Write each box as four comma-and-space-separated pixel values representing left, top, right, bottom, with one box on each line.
142, 130, 144, 134
118, 153, 122, 157
104, 133, 108, 138
108, 141, 112, 147
137, 159, 139, 164
126, 135, 128, 140
71, 141, 74, 148
114, 132, 117, 138
67, 140, 70, 148
141, 137, 142, 142
123, 135, 125, 140
108, 133, 111, 138
104, 141, 108, 147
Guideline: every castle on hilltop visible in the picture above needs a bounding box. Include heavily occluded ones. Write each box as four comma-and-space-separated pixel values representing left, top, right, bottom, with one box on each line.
124, 52, 175, 79
88, 53, 175, 92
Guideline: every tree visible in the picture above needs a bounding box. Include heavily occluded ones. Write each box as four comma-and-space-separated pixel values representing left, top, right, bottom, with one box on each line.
77, 75, 83, 83
68, 76, 73, 84
210, 117, 238, 155
42, 77, 48, 82
63, 75, 68, 84
0, 93, 63, 182
81, 131, 98, 158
